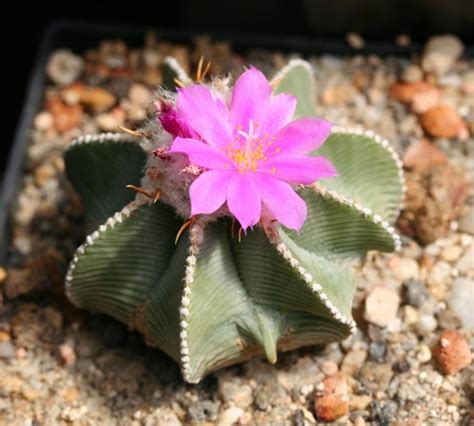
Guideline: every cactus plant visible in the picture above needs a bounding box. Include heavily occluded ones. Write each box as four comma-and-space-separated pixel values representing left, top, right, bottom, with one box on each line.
64, 58, 404, 383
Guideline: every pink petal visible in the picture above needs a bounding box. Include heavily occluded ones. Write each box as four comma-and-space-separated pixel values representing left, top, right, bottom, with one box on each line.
227, 174, 261, 230
268, 118, 333, 157
177, 85, 233, 148
189, 170, 234, 215
230, 68, 272, 129
259, 93, 297, 135
254, 174, 307, 231
259, 155, 337, 184
169, 137, 231, 169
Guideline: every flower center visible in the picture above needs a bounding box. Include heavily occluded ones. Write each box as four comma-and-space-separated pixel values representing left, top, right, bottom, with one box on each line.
226, 120, 276, 173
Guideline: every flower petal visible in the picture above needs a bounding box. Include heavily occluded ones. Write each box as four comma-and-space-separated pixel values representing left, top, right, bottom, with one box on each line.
157, 102, 198, 139
169, 137, 231, 169
177, 85, 233, 148
268, 118, 333, 157
259, 93, 297, 135
254, 174, 307, 231
259, 155, 337, 184
189, 170, 234, 215
227, 174, 261, 230
230, 68, 272, 129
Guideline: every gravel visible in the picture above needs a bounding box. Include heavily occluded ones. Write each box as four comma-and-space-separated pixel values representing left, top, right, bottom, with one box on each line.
1, 33, 473, 425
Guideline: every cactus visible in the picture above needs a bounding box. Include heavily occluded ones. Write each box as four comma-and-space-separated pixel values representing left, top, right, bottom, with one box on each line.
64, 58, 404, 383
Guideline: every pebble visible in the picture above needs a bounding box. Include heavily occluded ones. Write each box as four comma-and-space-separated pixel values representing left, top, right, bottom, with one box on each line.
456, 243, 474, 274
440, 245, 463, 262
46, 98, 83, 133
416, 314, 438, 336
218, 378, 253, 409
403, 305, 420, 325
128, 83, 152, 106
217, 407, 244, 426
350, 394, 372, 411
0, 341, 15, 359
46, 49, 84, 85
359, 362, 393, 392
401, 65, 423, 83
321, 360, 338, 376
369, 341, 386, 362
419, 106, 466, 138
0, 267, 7, 283
33, 111, 54, 132
403, 139, 447, 171
393, 258, 420, 281
389, 82, 437, 105
458, 206, 474, 235
421, 35, 464, 76
416, 344, 432, 363
432, 330, 472, 374
364, 286, 401, 328
315, 394, 349, 422
80, 87, 116, 113
448, 277, 474, 329
346, 33, 365, 50
58, 343, 76, 366
340, 349, 367, 376
410, 86, 440, 114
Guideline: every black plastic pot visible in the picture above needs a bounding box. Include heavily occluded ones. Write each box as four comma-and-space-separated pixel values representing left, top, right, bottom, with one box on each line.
0, 20, 469, 262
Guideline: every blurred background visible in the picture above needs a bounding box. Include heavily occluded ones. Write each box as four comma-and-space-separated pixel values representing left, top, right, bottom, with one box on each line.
2, 0, 474, 177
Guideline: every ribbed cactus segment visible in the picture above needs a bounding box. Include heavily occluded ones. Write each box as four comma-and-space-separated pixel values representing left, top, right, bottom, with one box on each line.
64, 58, 404, 383
64, 133, 146, 231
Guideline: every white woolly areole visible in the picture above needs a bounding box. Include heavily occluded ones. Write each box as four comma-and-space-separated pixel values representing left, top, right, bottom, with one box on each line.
178, 223, 203, 383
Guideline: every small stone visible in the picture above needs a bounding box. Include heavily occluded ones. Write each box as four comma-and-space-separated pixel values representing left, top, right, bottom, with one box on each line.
389, 82, 437, 104
369, 341, 386, 362
95, 107, 126, 132
416, 344, 432, 363
321, 373, 348, 398
0, 341, 15, 359
403, 139, 447, 171
315, 395, 349, 422
456, 243, 474, 274
0, 267, 7, 283
33, 111, 54, 132
350, 395, 372, 411
401, 64, 423, 83
416, 314, 438, 336
419, 106, 467, 139
46, 49, 84, 85
393, 258, 420, 281
411, 86, 440, 114
80, 87, 116, 113
58, 343, 76, 366
440, 245, 463, 262
341, 350, 367, 376
128, 83, 152, 106
46, 98, 83, 133
448, 277, 474, 329
403, 305, 420, 325
187, 400, 219, 423
359, 363, 394, 392
364, 286, 400, 328
432, 330, 472, 375
218, 379, 253, 409
217, 407, 244, 426
321, 360, 338, 376
458, 206, 474, 235
421, 35, 464, 76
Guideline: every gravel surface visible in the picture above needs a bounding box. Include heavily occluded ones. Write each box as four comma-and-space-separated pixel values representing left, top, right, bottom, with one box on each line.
1, 33, 473, 425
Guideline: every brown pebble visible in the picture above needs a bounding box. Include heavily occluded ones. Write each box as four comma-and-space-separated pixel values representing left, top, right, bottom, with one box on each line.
80, 87, 116, 113
403, 139, 447, 170
389, 82, 437, 104
46, 97, 83, 133
315, 395, 349, 422
58, 343, 76, 366
0, 330, 10, 342
432, 330, 472, 375
419, 106, 467, 138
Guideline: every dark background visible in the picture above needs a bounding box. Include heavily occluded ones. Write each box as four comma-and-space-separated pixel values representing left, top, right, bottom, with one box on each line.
2, 0, 474, 178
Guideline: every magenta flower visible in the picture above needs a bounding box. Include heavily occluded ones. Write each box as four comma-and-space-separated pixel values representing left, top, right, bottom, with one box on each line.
167, 68, 336, 231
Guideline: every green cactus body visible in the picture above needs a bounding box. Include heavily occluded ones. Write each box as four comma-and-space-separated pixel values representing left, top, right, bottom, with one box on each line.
64, 59, 404, 383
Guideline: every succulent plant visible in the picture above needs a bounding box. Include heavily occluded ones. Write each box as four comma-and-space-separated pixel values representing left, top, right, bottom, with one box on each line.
64, 58, 404, 383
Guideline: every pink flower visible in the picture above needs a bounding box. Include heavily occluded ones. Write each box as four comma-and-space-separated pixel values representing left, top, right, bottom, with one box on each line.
168, 68, 336, 231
